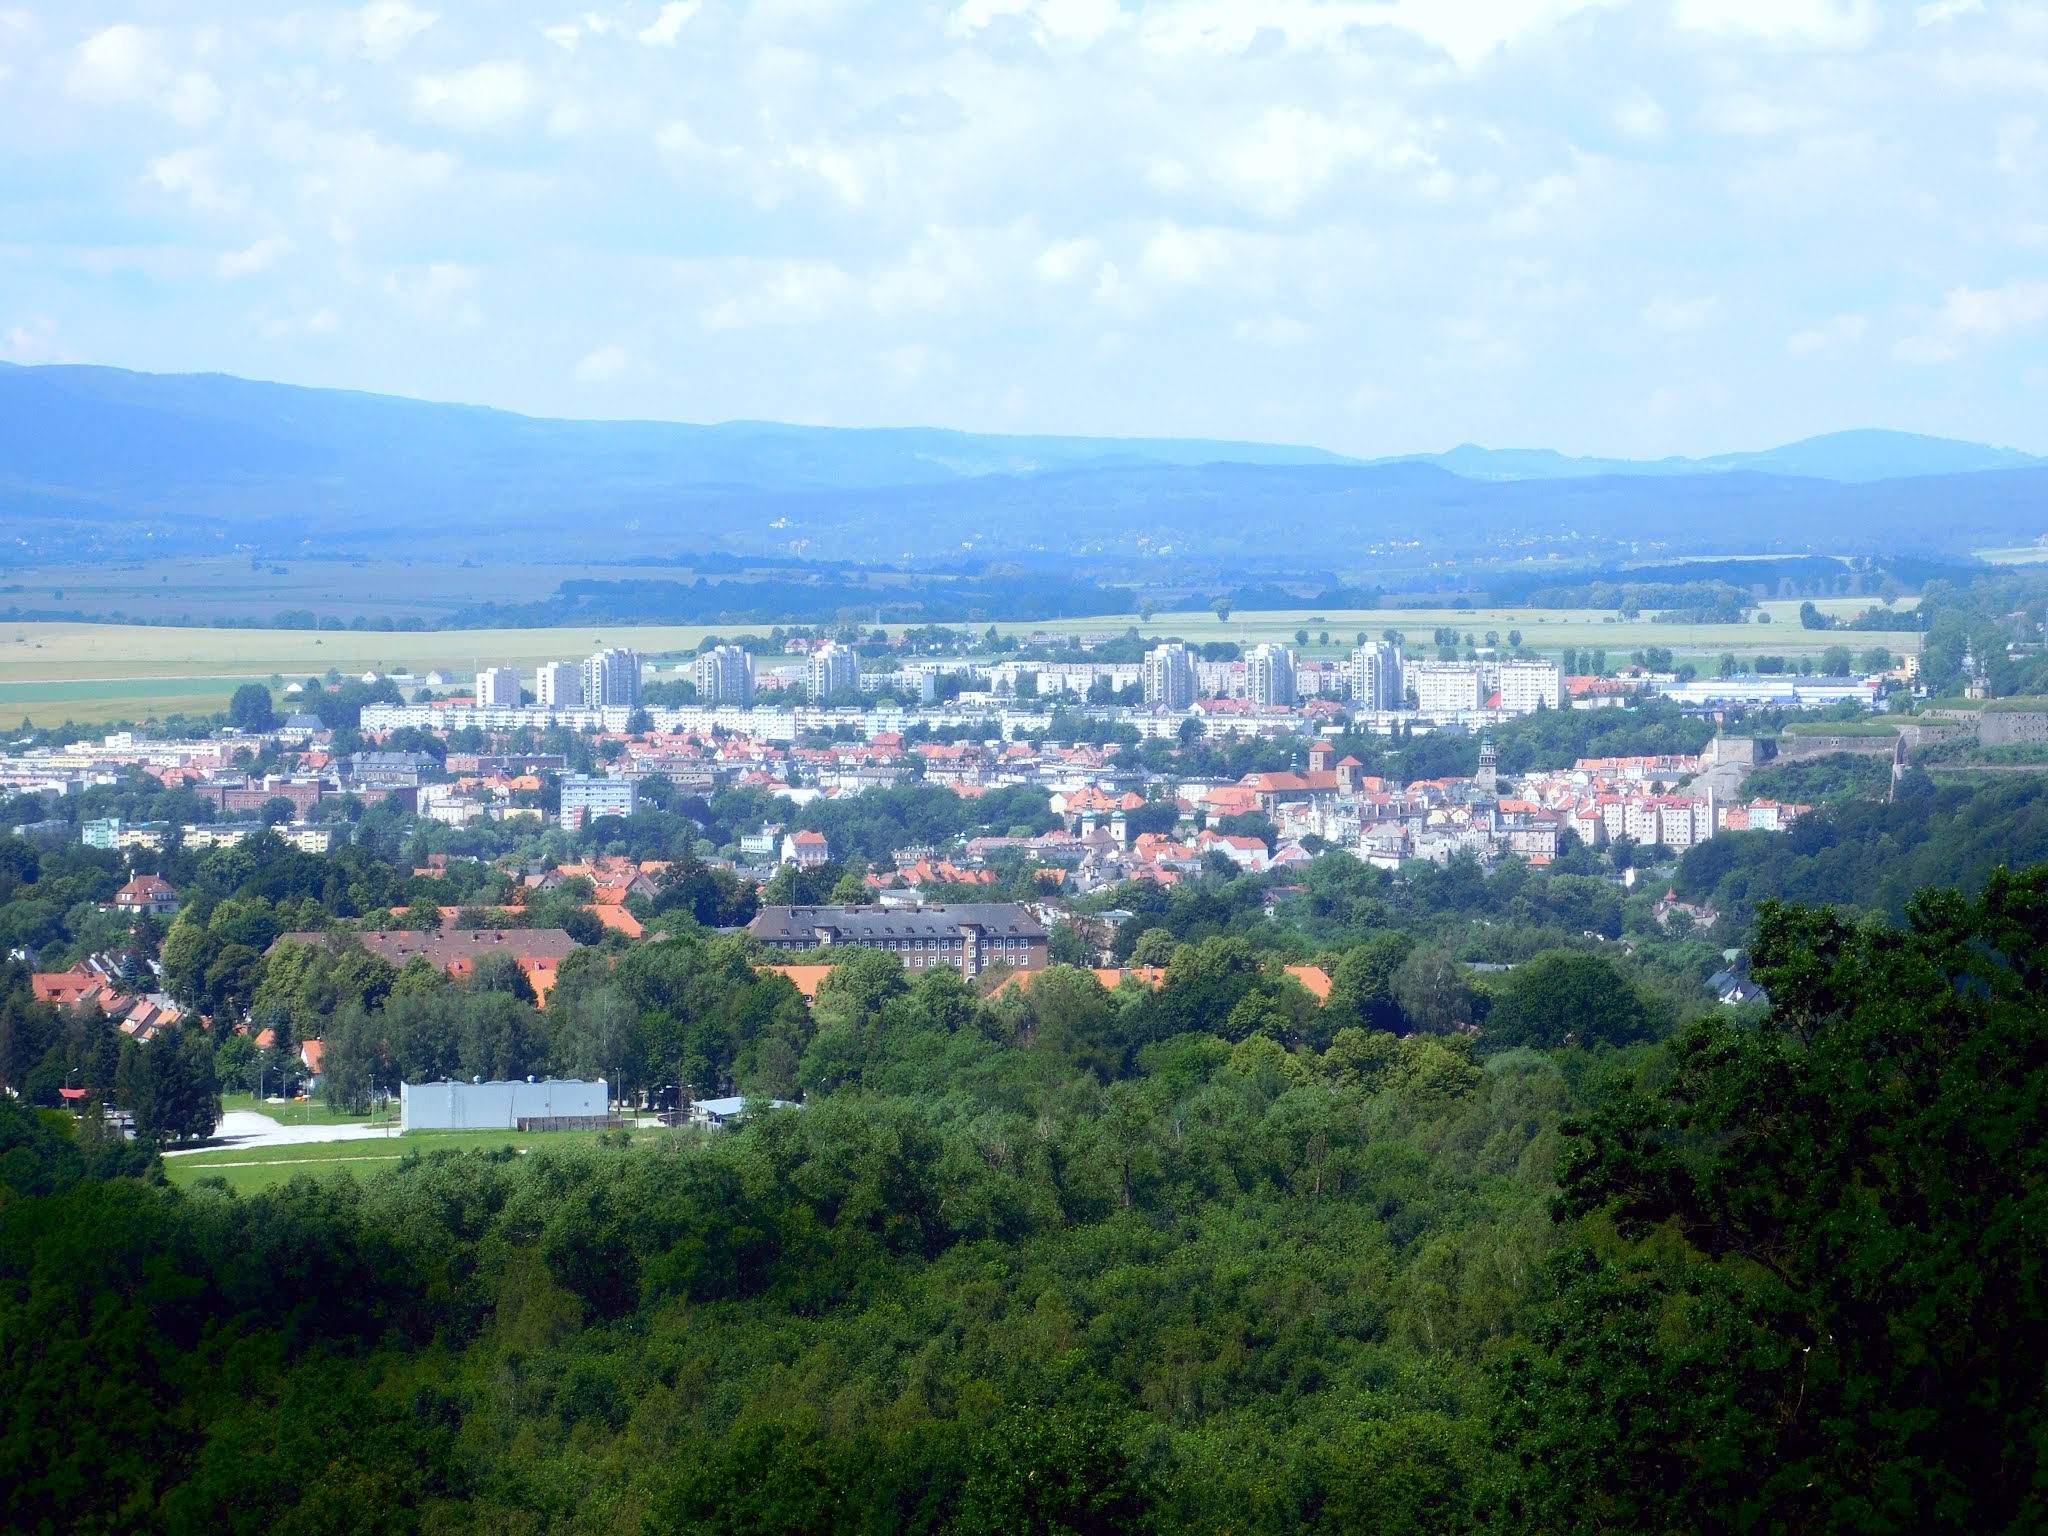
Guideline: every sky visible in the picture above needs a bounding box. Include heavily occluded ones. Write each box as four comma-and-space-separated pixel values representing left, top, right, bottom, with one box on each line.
1, 0, 2045, 458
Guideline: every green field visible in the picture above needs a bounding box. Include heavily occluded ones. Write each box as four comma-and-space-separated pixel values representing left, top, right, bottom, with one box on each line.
163, 1125, 681, 1193
0, 594, 1920, 725
1002, 597, 1919, 667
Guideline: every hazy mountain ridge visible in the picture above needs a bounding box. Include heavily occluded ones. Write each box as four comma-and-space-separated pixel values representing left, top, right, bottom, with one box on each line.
3, 362, 2044, 564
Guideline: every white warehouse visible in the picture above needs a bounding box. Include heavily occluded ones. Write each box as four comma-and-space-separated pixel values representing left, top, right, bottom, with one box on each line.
400, 1077, 610, 1131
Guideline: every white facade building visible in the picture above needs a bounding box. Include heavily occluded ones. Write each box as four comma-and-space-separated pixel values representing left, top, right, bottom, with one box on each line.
1411, 661, 1486, 713
1245, 644, 1297, 707
581, 648, 640, 709
475, 667, 522, 708
1142, 643, 1196, 710
695, 644, 755, 706
536, 661, 582, 708
808, 641, 860, 701
1348, 641, 1404, 712
560, 773, 638, 828
1497, 660, 1564, 714
400, 1078, 608, 1132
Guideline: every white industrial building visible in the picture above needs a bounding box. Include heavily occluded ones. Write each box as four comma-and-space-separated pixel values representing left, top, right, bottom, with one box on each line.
400, 1077, 610, 1132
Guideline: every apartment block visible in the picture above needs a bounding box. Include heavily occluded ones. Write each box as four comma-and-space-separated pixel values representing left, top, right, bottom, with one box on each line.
536, 661, 582, 708
1348, 640, 1404, 712
559, 773, 638, 828
695, 644, 756, 706
475, 667, 522, 708
808, 641, 860, 701
581, 648, 640, 709
1497, 659, 1564, 713
1244, 644, 1297, 707
1142, 642, 1196, 710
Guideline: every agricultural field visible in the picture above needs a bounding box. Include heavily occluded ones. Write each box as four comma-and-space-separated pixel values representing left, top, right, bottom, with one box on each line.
0, 595, 1917, 726
0, 620, 728, 725
1004, 596, 1919, 667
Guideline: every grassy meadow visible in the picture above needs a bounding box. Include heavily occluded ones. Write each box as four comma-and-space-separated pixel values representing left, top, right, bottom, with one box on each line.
162, 1125, 682, 1194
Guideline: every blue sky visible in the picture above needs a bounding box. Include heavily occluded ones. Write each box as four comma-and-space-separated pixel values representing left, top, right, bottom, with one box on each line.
2, 0, 2045, 457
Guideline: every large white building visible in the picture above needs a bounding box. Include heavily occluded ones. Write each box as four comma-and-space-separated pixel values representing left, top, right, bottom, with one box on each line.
475, 667, 522, 708
536, 661, 582, 708
1348, 641, 1404, 712
560, 773, 638, 828
808, 641, 860, 701
1410, 660, 1486, 713
695, 644, 755, 706
581, 648, 640, 709
1245, 644, 1297, 707
1142, 642, 1196, 710
1497, 659, 1564, 713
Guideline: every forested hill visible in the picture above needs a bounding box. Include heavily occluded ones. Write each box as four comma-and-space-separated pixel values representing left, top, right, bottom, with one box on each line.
5, 824, 2048, 1530
6, 362, 2048, 561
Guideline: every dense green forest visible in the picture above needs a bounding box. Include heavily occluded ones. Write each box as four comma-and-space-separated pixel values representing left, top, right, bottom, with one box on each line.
7, 857, 2047, 1532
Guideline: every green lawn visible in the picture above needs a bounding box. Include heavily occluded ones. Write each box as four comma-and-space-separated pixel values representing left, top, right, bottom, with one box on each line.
165, 1125, 688, 1193
220, 1091, 396, 1129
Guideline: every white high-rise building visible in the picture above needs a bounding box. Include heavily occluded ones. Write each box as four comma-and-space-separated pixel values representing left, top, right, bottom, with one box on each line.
1410, 661, 1486, 713
1141, 642, 1196, 709
1245, 643, 1297, 707
695, 643, 755, 706
475, 667, 521, 708
536, 661, 582, 708
807, 641, 860, 701
1348, 641, 1404, 713
581, 648, 640, 708
1497, 659, 1564, 714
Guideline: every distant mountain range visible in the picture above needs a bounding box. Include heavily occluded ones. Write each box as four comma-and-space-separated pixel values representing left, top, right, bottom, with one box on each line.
1392, 431, 2043, 484
2, 362, 2044, 566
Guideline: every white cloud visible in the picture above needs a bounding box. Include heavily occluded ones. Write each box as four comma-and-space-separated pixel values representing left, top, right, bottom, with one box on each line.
1214, 106, 1424, 219
879, 341, 950, 385
695, 259, 857, 329
413, 61, 535, 131
354, 1, 437, 61
0, 10, 39, 83
950, 0, 1127, 49
1897, 279, 2048, 361
574, 343, 632, 382
1643, 295, 1715, 331
1787, 313, 1866, 353
66, 24, 222, 126
382, 262, 482, 325
1613, 89, 1667, 141
1673, 0, 1878, 49
1915, 0, 1982, 24
219, 235, 293, 279
0, 314, 64, 364
1034, 238, 1099, 282
1234, 313, 1311, 345
148, 148, 247, 214
639, 2, 700, 46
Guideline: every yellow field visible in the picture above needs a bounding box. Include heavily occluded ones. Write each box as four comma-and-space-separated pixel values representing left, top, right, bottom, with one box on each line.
0, 596, 1920, 725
